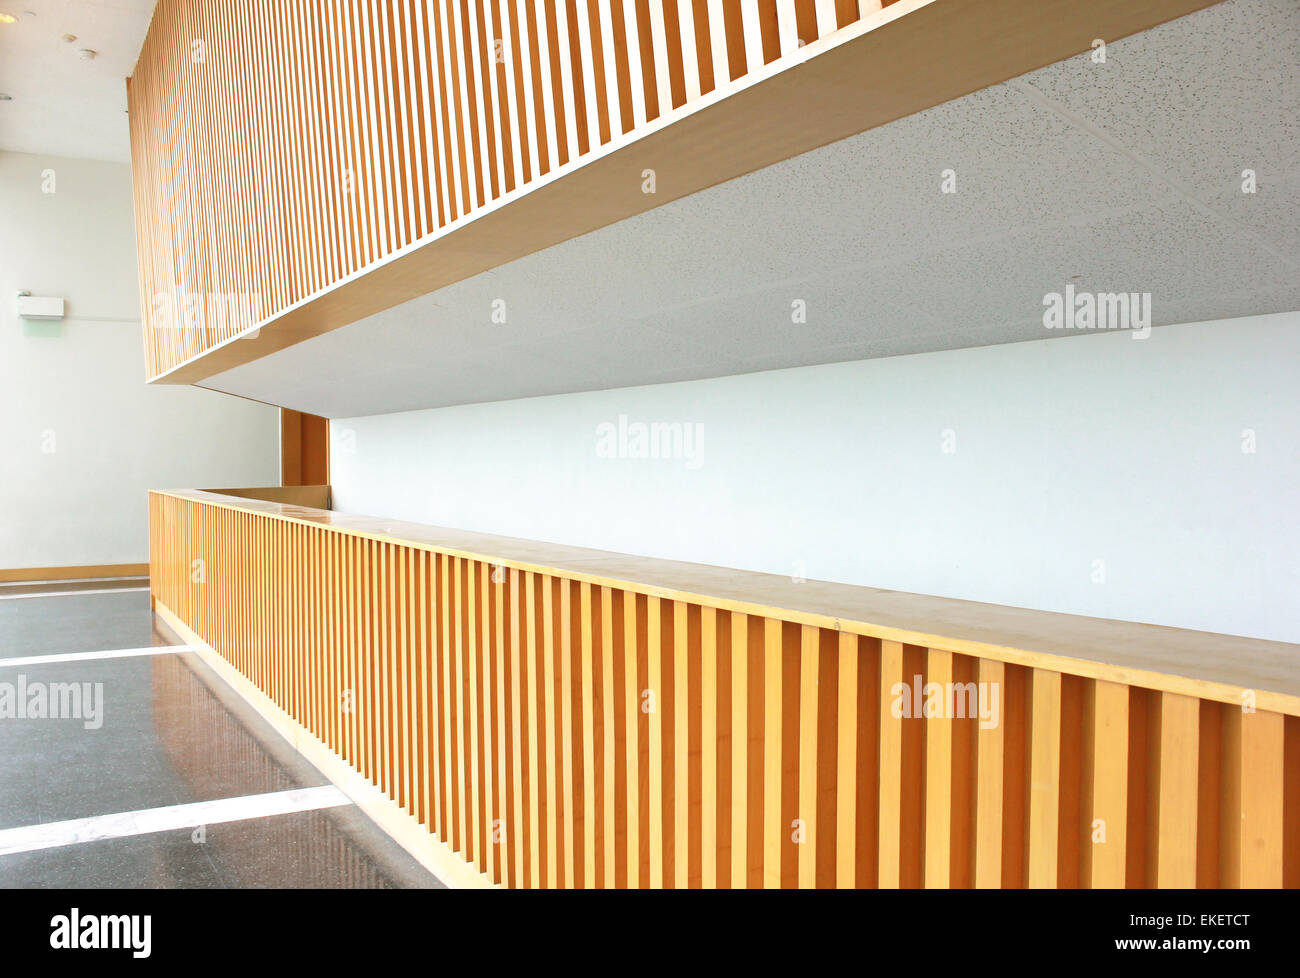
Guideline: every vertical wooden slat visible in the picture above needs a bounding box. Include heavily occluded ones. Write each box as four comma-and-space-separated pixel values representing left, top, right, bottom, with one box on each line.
834, 632, 858, 888
466, 559, 483, 869
761, 617, 783, 888
1028, 669, 1062, 889
1151, 691, 1199, 887
541, 574, 559, 886
532, 0, 560, 175
551, 0, 581, 163
419, 549, 434, 832
526, 571, 543, 888
878, 640, 924, 888
440, 552, 457, 850
700, 606, 718, 888
796, 625, 819, 888
672, 600, 690, 888
619, 0, 647, 127
1284, 716, 1300, 890
728, 612, 750, 888
558, 578, 576, 887
479, 561, 496, 881
973, 658, 1005, 888
646, 594, 664, 887
1221, 708, 1285, 888
580, 581, 598, 888
1084, 680, 1130, 889
493, 560, 509, 883
601, 585, 618, 888
645, 1, 674, 118
923, 648, 975, 888
464, 0, 498, 201
508, 567, 526, 885
623, 588, 641, 889
597, 0, 625, 136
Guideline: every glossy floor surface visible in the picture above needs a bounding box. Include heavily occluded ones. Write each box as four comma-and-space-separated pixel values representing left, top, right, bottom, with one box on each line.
0, 584, 442, 888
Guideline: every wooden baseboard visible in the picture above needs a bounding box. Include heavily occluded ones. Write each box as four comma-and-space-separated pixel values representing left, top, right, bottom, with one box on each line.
153, 599, 493, 890
0, 563, 149, 584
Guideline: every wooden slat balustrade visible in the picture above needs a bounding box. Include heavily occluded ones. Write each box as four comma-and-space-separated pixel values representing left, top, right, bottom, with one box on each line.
127, 0, 1224, 385
130, 0, 902, 381
149, 489, 1300, 888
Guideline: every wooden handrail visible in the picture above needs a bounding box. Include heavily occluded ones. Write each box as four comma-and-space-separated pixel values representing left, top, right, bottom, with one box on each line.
149, 489, 1299, 887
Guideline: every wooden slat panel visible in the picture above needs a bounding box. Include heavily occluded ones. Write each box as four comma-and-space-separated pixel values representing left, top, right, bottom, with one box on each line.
148, 491, 1297, 890
133, 0, 1231, 383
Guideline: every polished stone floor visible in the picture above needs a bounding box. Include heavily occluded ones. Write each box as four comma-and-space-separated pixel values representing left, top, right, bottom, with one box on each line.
0, 584, 442, 888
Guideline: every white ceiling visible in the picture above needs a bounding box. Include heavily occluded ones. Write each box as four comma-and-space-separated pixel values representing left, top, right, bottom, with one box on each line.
204, 0, 1300, 420
0, 0, 156, 162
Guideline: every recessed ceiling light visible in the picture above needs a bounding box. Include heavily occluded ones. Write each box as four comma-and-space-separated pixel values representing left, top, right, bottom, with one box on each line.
0, 93, 12, 101
0, 13, 17, 24
78, 48, 97, 60
61, 33, 76, 43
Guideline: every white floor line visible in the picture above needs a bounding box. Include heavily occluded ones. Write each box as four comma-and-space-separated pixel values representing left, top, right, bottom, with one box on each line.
0, 587, 151, 601
0, 645, 193, 669
0, 786, 352, 857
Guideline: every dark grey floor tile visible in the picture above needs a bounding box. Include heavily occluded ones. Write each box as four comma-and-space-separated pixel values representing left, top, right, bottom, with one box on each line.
0, 654, 327, 830
0, 582, 445, 888
0, 590, 170, 660
0, 806, 441, 889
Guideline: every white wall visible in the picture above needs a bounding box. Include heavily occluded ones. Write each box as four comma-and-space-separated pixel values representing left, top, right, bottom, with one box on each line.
0, 150, 280, 569
331, 312, 1300, 644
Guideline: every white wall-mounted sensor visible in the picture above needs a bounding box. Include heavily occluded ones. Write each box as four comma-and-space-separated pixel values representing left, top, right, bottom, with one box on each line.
15, 292, 66, 321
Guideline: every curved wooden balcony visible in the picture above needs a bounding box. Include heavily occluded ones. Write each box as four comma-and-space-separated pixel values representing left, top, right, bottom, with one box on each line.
127, 0, 1224, 384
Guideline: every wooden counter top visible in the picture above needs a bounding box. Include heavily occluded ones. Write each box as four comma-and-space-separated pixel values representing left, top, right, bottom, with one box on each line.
152, 489, 1300, 717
